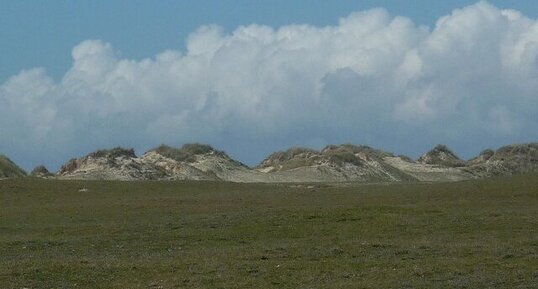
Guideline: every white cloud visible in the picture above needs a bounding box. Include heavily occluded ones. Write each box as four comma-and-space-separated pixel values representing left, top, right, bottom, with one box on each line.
1, 1, 538, 169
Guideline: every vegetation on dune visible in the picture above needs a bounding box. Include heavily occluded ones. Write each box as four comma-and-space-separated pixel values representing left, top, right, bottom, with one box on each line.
397, 154, 415, 162
180, 143, 218, 156
468, 149, 494, 165
259, 144, 397, 171
322, 144, 394, 166
58, 147, 137, 174
479, 148, 495, 158
150, 143, 229, 163
325, 150, 363, 166
276, 156, 323, 171
258, 147, 321, 170
88, 147, 137, 159
1, 175, 537, 288
322, 144, 394, 159
485, 143, 538, 174
59, 158, 80, 174
492, 143, 538, 162
267, 147, 319, 163
418, 144, 467, 167
465, 143, 538, 176
0, 154, 26, 178
429, 144, 457, 158
30, 165, 52, 177
150, 144, 196, 162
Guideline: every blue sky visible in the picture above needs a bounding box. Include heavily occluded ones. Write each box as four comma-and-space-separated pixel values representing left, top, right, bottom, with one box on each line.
1, 1, 538, 170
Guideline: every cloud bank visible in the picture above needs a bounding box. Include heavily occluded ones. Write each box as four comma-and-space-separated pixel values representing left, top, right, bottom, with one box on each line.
2, 1, 538, 169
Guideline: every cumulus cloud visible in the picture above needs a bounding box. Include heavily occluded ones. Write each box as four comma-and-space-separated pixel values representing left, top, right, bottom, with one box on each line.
1, 1, 538, 169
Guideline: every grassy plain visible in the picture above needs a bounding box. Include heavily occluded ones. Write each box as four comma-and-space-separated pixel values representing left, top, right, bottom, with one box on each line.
1, 175, 537, 288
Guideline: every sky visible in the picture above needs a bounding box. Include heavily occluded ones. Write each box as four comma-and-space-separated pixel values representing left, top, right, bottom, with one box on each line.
1, 1, 538, 171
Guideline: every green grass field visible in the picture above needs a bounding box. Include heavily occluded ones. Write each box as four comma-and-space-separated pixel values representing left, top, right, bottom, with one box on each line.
1, 175, 538, 288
